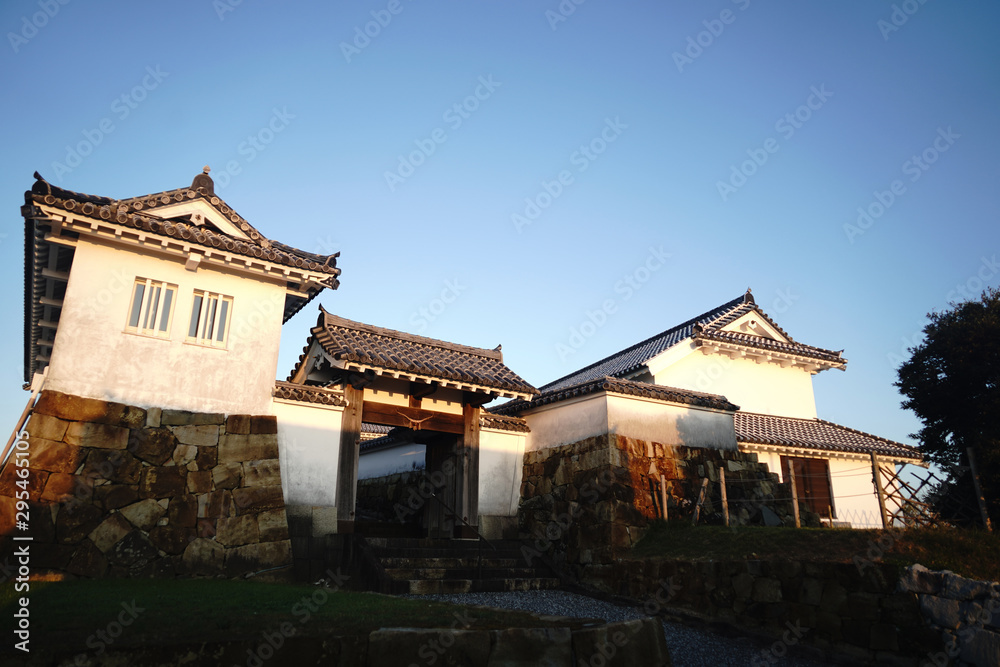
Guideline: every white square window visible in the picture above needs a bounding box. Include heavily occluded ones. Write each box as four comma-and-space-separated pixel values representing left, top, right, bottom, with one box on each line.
126, 279, 176, 337
188, 290, 233, 347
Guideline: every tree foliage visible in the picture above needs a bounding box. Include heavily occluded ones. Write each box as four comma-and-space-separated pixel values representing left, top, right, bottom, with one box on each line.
895, 287, 1000, 522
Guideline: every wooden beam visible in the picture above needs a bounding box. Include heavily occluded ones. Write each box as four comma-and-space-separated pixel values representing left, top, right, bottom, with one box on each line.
871, 452, 889, 530
361, 401, 464, 434
410, 381, 438, 400
463, 391, 495, 408
336, 385, 364, 529
967, 447, 993, 532
347, 369, 375, 390
788, 462, 801, 528
719, 467, 729, 527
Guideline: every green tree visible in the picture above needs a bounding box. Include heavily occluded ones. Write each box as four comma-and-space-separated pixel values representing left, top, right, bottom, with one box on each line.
895, 286, 1000, 526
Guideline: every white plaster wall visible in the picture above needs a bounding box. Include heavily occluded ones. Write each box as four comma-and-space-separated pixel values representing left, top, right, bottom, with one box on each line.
654, 351, 818, 419
521, 394, 609, 452
606, 394, 738, 450
751, 450, 889, 528
272, 399, 343, 506
479, 428, 526, 516
358, 443, 426, 479
47, 238, 285, 414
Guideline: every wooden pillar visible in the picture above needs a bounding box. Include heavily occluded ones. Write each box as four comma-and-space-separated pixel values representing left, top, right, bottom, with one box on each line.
719, 467, 730, 527
456, 403, 480, 537
871, 452, 889, 530
336, 384, 363, 532
788, 462, 801, 528
659, 474, 669, 522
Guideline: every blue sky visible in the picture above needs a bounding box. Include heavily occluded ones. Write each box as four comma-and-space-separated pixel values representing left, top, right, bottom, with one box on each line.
1, 1, 998, 452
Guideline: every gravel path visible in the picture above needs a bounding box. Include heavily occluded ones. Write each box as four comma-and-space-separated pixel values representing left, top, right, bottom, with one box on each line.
404, 590, 836, 666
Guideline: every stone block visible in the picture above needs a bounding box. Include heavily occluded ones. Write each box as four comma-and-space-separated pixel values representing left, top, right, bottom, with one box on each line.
120, 498, 167, 531
39, 472, 77, 503
920, 594, 962, 629
868, 623, 899, 652
139, 466, 187, 498
196, 445, 219, 470
187, 470, 213, 494
56, 502, 103, 544
34, 391, 145, 427
89, 513, 133, 553
172, 444, 198, 467
128, 427, 178, 466
898, 564, 944, 595
168, 495, 199, 527
942, 572, 993, 601
170, 424, 221, 448
258, 508, 290, 542
960, 628, 1000, 666
242, 459, 282, 487
226, 415, 252, 435
146, 407, 162, 428
233, 485, 285, 515
219, 433, 279, 463
29, 438, 85, 473
108, 529, 158, 566
212, 462, 243, 489
733, 572, 754, 599
488, 627, 572, 666
752, 578, 783, 603
217, 515, 260, 546
94, 484, 139, 511
800, 577, 823, 606
0, 465, 49, 502
27, 413, 71, 441
821, 581, 848, 614
162, 410, 225, 426
250, 416, 278, 434
182, 537, 225, 575
367, 628, 491, 667
572, 618, 670, 667
82, 450, 142, 484
199, 489, 235, 519
65, 421, 129, 449
224, 539, 292, 576
847, 592, 880, 621
65, 538, 108, 577
148, 525, 196, 555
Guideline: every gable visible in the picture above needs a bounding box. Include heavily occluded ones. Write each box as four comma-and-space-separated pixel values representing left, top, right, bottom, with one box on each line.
138, 200, 252, 241
719, 310, 789, 342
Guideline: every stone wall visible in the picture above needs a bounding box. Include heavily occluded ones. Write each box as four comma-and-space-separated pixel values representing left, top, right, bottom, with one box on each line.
898, 564, 1000, 666
0, 390, 291, 578
598, 558, 938, 665
356, 470, 425, 525
518, 434, 795, 571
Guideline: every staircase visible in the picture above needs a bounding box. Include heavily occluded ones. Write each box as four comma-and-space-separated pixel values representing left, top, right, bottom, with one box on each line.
365, 537, 562, 595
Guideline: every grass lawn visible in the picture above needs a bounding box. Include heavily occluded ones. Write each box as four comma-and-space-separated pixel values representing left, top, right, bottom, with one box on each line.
632, 521, 1000, 582
0, 577, 581, 656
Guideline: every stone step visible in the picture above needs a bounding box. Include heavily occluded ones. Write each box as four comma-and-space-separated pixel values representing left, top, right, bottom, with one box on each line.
397, 577, 561, 595
384, 567, 545, 581
379, 557, 524, 569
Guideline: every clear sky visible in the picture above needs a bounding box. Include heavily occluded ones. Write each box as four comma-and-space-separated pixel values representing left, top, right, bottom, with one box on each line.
1, 1, 997, 452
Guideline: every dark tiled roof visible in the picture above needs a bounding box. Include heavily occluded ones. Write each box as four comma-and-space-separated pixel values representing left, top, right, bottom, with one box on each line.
542, 290, 845, 393
735, 412, 922, 462
362, 422, 393, 436
272, 381, 348, 406
26, 174, 340, 281
479, 412, 530, 433
311, 307, 537, 399
541, 294, 751, 392
493, 375, 738, 415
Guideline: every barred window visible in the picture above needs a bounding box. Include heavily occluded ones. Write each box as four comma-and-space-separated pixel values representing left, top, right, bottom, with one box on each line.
188, 290, 232, 347
126, 279, 176, 337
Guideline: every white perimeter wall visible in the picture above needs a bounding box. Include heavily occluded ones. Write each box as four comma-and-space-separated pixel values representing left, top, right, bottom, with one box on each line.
272, 398, 343, 506
606, 394, 738, 450
48, 239, 285, 414
479, 428, 526, 516
654, 351, 818, 419
523, 392, 738, 452
752, 450, 894, 528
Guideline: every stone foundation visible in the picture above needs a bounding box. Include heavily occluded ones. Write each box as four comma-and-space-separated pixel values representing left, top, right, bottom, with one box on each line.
518, 434, 795, 571
0, 390, 291, 578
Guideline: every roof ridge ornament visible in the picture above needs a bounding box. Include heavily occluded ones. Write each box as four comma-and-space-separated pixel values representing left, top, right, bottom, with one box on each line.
744, 287, 755, 304
191, 165, 215, 196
